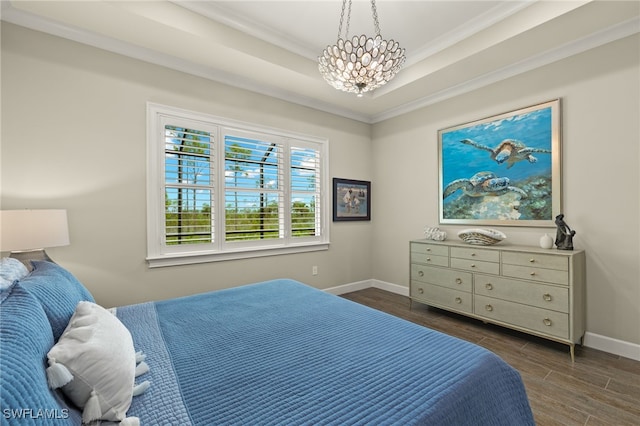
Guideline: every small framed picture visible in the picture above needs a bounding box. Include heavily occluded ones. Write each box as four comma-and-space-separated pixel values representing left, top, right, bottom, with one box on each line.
333, 178, 370, 221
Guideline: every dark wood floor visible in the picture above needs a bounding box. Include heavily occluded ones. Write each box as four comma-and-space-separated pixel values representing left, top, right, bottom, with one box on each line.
340, 288, 640, 426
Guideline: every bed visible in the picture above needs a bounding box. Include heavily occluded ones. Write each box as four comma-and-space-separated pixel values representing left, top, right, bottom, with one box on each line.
0, 260, 535, 425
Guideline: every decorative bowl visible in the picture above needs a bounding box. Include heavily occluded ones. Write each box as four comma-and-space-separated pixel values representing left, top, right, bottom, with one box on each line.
457, 228, 506, 245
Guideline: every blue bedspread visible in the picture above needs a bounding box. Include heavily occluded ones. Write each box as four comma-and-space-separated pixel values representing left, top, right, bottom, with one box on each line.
117, 279, 534, 425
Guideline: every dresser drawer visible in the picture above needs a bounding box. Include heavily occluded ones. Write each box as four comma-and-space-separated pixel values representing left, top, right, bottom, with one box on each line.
410, 264, 472, 292
502, 264, 568, 286
410, 252, 449, 267
475, 295, 569, 339
411, 281, 472, 314
502, 251, 568, 271
450, 257, 500, 275
450, 247, 499, 262
474, 274, 569, 313
411, 242, 449, 257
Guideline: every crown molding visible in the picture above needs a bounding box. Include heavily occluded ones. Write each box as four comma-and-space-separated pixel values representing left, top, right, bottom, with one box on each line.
0, 1, 372, 123
371, 16, 640, 124
2, 2, 638, 125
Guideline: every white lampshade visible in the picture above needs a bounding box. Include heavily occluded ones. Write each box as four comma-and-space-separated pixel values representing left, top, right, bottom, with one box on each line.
0, 209, 70, 252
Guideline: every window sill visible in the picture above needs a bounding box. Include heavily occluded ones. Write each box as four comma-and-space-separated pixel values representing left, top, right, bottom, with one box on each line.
146, 242, 330, 268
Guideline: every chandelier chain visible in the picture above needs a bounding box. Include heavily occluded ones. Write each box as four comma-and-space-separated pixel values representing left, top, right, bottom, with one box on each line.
370, 0, 381, 36
337, 0, 354, 40
346, 0, 352, 39
338, 0, 380, 39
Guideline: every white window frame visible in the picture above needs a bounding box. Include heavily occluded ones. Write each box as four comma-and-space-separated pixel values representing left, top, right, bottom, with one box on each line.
146, 103, 330, 267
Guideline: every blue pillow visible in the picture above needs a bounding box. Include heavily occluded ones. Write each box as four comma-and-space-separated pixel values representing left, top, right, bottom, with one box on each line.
0, 283, 81, 425
19, 261, 95, 341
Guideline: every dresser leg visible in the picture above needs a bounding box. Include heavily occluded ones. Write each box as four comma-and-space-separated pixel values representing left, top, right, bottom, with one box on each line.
570, 344, 575, 362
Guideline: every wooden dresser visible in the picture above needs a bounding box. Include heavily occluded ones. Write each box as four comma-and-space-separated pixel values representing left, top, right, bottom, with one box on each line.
410, 239, 586, 360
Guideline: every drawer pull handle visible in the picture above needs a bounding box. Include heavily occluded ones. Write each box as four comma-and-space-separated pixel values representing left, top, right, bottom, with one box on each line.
485, 283, 493, 290
543, 318, 552, 326
529, 258, 535, 263
485, 305, 493, 312
418, 271, 424, 277
471, 253, 476, 257
471, 264, 476, 268
418, 288, 424, 294
530, 271, 536, 276
455, 297, 462, 304
455, 278, 462, 285
426, 248, 431, 252
426, 257, 431, 262
543, 293, 552, 302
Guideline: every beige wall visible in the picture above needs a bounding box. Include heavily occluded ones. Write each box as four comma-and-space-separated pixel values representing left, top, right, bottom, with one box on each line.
0, 23, 373, 307
372, 34, 640, 346
2, 23, 639, 348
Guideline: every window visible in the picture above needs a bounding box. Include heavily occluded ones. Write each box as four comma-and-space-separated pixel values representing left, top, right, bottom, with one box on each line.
147, 103, 329, 267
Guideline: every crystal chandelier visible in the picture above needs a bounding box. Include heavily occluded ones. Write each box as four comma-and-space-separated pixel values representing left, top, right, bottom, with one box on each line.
318, 0, 406, 97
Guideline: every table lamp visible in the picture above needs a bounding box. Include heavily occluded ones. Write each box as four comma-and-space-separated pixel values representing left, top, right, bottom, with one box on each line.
0, 209, 70, 269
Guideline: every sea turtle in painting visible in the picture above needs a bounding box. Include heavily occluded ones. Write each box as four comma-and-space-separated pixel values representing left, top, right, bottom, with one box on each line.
460, 139, 551, 169
443, 171, 528, 199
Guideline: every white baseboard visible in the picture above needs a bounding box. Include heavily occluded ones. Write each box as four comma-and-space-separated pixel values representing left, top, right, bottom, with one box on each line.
325, 280, 640, 361
371, 279, 409, 296
583, 332, 640, 361
323, 279, 409, 296
323, 279, 374, 295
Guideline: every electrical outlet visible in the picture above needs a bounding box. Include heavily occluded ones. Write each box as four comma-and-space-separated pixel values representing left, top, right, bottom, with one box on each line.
312, 265, 318, 276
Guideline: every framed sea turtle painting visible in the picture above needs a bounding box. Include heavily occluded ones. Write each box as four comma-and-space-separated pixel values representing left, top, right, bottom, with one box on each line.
438, 99, 561, 227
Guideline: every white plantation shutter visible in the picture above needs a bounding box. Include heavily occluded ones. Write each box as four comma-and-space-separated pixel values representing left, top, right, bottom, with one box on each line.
290, 144, 321, 238
147, 103, 329, 267
224, 133, 284, 243
162, 121, 216, 247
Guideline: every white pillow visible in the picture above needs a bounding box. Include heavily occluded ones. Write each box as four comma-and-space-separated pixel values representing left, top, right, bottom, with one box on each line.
46, 301, 147, 424
0, 257, 29, 289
